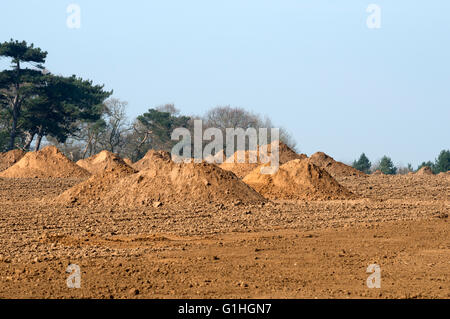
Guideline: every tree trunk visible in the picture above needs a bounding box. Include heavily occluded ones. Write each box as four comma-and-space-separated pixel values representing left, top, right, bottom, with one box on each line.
8, 100, 19, 150
81, 134, 94, 159
35, 127, 43, 151
35, 134, 43, 151
8, 61, 21, 151
23, 131, 36, 150
8, 120, 17, 150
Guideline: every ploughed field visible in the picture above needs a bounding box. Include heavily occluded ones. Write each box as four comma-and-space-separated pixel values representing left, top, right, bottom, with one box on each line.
0, 147, 448, 298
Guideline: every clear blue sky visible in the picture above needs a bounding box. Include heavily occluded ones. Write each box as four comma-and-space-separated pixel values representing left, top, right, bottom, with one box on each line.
1, 1, 449, 167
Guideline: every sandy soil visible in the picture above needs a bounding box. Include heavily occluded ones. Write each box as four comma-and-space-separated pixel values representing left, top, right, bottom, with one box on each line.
0, 174, 448, 299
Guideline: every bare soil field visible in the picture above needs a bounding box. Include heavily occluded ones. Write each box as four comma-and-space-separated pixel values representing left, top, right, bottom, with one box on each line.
0, 170, 448, 299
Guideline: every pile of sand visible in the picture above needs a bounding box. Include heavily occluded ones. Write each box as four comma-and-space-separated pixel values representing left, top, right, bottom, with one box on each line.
57, 164, 137, 205
59, 150, 265, 207
123, 158, 133, 166
242, 159, 353, 201
220, 141, 307, 178
415, 166, 434, 176
309, 152, 365, 178
203, 150, 226, 164
276, 142, 307, 164
132, 150, 173, 171
219, 150, 260, 179
0, 146, 90, 178
76, 150, 132, 174
0, 149, 26, 172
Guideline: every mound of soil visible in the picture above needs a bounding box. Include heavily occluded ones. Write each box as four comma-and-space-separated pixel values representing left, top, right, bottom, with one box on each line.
132, 150, 173, 171
276, 142, 307, 164
242, 159, 353, 200
123, 158, 133, 166
0, 146, 90, 178
415, 166, 434, 176
76, 151, 132, 174
60, 152, 265, 207
57, 164, 137, 205
0, 150, 26, 172
219, 151, 259, 179
204, 150, 226, 164
309, 152, 365, 178
220, 141, 307, 178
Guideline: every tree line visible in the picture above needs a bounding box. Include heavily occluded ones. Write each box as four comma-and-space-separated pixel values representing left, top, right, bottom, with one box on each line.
2, 40, 447, 170
352, 151, 450, 175
1, 40, 296, 162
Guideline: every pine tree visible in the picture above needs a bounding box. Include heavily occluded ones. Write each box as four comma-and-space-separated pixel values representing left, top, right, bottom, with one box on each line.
0, 39, 47, 150
378, 156, 397, 175
434, 149, 450, 173
352, 153, 371, 174
134, 109, 191, 157
21, 75, 112, 150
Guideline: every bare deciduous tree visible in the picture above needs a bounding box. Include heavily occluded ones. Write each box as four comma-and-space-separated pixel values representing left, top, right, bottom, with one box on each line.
99, 98, 130, 154
203, 106, 298, 151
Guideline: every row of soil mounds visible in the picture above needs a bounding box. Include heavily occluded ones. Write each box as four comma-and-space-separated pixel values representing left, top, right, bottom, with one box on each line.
59, 153, 353, 206
0, 147, 131, 178
0, 143, 366, 179
58, 150, 266, 207
1, 143, 362, 206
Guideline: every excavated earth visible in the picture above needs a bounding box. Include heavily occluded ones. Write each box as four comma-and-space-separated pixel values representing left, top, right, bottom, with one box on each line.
0, 146, 89, 179
0, 150, 26, 172
242, 159, 354, 200
0, 150, 449, 299
220, 141, 307, 178
309, 152, 366, 178
60, 150, 265, 208
76, 150, 132, 175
